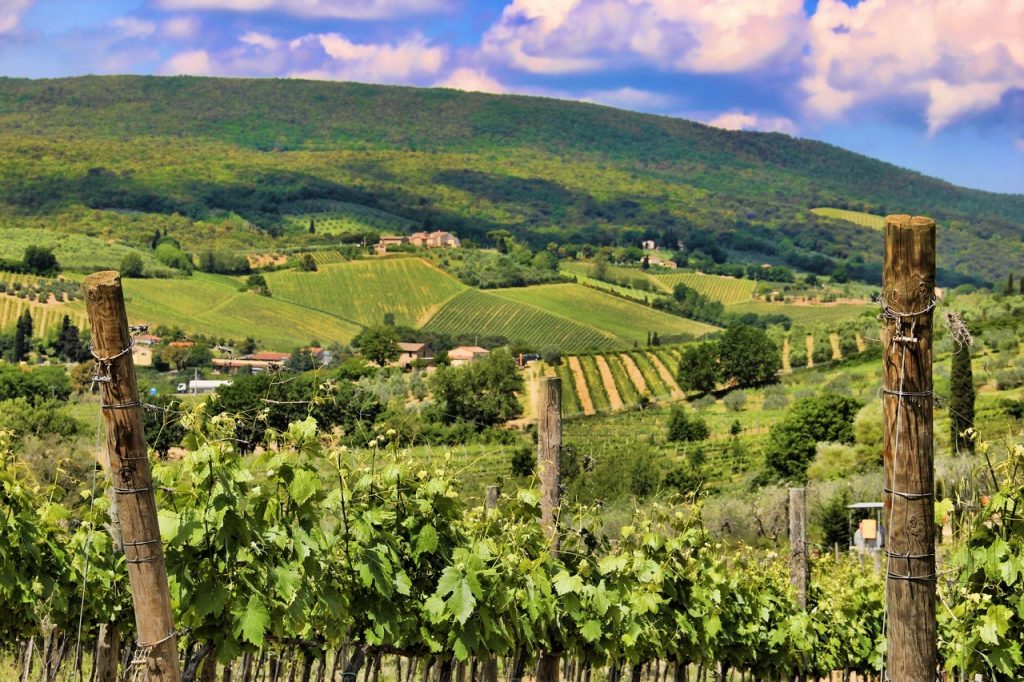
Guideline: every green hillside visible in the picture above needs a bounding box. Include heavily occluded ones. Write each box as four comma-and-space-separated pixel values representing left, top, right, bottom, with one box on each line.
492, 283, 717, 343
0, 76, 1020, 286
120, 273, 362, 349
652, 272, 757, 305
266, 257, 466, 327
423, 289, 617, 352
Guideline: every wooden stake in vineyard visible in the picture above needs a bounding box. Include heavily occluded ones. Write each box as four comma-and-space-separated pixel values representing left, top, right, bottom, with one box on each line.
788, 488, 807, 610
880, 216, 936, 680
84, 271, 182, 682
537, 377, 562, 682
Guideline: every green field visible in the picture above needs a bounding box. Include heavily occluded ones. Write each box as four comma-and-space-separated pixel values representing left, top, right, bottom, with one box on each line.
578, 355, 611, 413
425, 289, 616, 352
0, 227, 169, 275
492, 283, 718, 344
120, 273, 362, 349
267, 257, 466, 327
729, 300, 874, 326
281, 200, 416, 236
653, 271, 757, 305
810, 208, 886, 230
603, 354, 640, 405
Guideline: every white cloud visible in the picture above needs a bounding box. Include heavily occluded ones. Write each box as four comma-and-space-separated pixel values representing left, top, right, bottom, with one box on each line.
481, 0, 805, 75
164, 30, 448, 84
707, 110, 797, 134
436, 67, 506, 94
803, 0, 1024, 132
161, 49, 214, 75
110, 17, 156, 39
153, 0, 448, 19
0, 0, 33, 34
161, 16, 201, 40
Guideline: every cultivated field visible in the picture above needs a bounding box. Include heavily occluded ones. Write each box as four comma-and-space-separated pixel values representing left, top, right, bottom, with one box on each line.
0, 296, 88, 334
280, 199, 416, 236
810, 207, 887, 230
267, 257, 466, 327
0, 227, 166, 274
729, 300, 874, 326
492, 283, 718, 344
120, 273, 362, 349
424, 289, 616, 352
653, 271, 757, 304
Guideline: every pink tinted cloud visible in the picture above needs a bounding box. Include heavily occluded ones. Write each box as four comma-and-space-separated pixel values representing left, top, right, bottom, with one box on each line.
0, 0, 34, 34
153, 0, 449, 19
803, 0, 1024, 132
707, 110, 797, 135
481, 0, 805, 75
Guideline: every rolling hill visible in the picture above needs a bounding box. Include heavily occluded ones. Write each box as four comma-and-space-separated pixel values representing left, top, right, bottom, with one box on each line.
0, 76, 1020, 286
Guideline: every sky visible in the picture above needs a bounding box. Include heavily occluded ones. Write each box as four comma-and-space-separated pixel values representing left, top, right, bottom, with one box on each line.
0, 0, 1021, 194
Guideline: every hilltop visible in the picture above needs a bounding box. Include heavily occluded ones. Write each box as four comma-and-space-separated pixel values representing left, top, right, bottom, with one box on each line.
0, 75, 1020, 286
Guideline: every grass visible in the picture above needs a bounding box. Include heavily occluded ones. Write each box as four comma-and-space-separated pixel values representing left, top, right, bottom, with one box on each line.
281, 199, 416, 236
554, 362, 583, 416
810, 208, 886, 230
120, 273, 363, 349
424, 289, 617, 352
267, 257, 466, 327
491, 283, 718, 345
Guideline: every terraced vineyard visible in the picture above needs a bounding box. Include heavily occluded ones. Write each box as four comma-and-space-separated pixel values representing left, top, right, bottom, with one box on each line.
810, 207, 886, 230
425, 289, 618, 352
268, 257, 466, 327
308, 250, 347, 265
492, 283, 718, 344
729, 300, 873, 326
281, 200, 417, 236
121, 273, 362, 349
0, 296, 88, 334
653, 271, 757, 304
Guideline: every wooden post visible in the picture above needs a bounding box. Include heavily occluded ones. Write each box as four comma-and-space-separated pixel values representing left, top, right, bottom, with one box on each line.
84, 271, 182, 682
537, 377, 561, 682
788, 488, 808, 609
484, 485, 499, 512
881, 215, 937, 679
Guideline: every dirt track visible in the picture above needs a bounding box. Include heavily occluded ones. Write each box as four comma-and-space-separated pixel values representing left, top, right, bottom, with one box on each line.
619, 354, 648, 396
595, 355, 623, 410
648, 353, 683, 398
568, 356, 596, 415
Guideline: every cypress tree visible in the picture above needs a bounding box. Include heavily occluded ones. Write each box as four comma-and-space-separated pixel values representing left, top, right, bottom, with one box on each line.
1005, 273, 1015, 295
12, 309, 32, 362
1019, 274, 1023, 295
949, 341, 975, 455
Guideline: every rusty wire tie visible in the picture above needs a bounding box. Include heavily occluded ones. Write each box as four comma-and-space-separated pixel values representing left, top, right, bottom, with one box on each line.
123, 537, 163, 564
883, 487, 934, 501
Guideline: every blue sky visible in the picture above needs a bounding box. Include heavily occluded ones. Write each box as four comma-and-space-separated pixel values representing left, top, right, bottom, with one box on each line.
0, 0, 1020, 194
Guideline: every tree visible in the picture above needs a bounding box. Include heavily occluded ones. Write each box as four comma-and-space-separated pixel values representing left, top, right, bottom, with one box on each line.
11, 309, 32, 362
430, 349, 523, 427
55, 315, 87, 362
718, 324, 780, 387
1005, 273, 1015, 296
592, 252, 609, 281
949, 341, 975, 455
309, 218, 316, 234
298, 253, 318, 271
676, 342, 718, 394
245, 274, 270, 296
666, 405, 709, 443
819, 490, 852, 550
286, 347, 316, 372
355, 325, 400, 366
764, 393, 861, 480
120, 252, 145, 278
22, 246, 59, 276
541, 346, 562, 366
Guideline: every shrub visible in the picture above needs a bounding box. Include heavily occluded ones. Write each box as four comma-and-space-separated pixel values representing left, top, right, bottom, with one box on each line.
667, 405, 710, 443
723, 390, 747, 412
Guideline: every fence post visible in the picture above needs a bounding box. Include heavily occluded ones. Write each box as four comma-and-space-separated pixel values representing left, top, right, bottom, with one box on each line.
537, 377, 561, 682
881, 215, 937, 679
788, 488, 808, 609
84, 271, 182, 682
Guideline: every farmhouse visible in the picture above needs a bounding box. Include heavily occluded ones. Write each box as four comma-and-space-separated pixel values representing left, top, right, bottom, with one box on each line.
647, 254, 677, 269
448, 345, 490, 366
374, 235, 409, 254
395, 342, 434, 368
409, 231, 461, 249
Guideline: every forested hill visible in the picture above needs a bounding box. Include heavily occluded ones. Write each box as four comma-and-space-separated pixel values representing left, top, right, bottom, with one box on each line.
0, 75, 1020, 285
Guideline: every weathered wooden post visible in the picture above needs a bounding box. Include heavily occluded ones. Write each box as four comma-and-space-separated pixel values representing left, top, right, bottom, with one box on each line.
537, 377, 561, 682
788, 488, 808, 609
881, 215, 937, 679
85, 271, 182, 682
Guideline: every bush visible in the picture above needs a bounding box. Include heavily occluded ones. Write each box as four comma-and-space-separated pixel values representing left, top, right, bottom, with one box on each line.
763, 384, 789, 410
120, 252, 145, 278
764, 393, 861, 481
723, 390, 747, 412
541, 346, 562, 366
812, 336, 833, 364
667, 405, 710, 443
